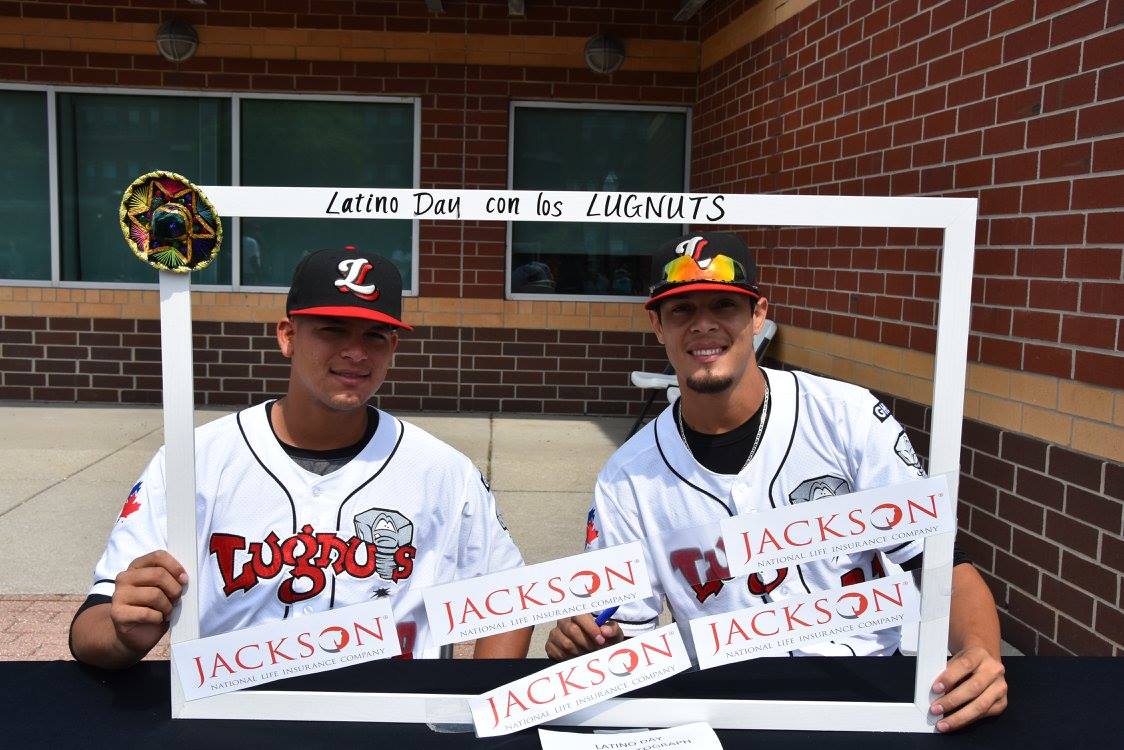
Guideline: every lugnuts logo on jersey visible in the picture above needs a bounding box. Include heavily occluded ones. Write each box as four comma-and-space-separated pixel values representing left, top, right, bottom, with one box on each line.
208, 506, 416, 605
789, 475, 851, 504
334, 257, 380, 301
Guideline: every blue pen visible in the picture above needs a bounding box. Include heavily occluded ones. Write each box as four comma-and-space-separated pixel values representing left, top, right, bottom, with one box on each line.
594, 606, 619, 627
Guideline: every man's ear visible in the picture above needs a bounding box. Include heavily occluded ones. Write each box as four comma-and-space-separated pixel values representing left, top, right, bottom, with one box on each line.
647, 309, 664, 345
277, 318, 295, 359
752, 297, 769, 335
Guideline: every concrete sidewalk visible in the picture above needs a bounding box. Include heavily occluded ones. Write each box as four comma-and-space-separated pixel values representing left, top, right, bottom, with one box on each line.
0, 404, 633, 660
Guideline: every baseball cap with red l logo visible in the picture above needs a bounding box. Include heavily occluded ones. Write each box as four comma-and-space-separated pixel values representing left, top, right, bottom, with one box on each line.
285, 246, 412, 330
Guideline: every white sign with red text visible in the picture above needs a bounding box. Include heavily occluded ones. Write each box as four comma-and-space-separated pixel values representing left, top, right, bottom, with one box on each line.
689, 574, 920, 670
720, 476, 953, 578
171, 599, 399, 700
423, 542, 651, 647
538, 722, 723, 749
470, 623, 692, 738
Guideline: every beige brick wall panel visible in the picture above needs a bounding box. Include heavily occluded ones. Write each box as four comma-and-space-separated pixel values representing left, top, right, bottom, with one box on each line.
296, 46, 342, 61
1010, 372, 1058, 410
1058, 381, 1116, 421
978, 394, 1023, 433
1021, 405, 1074, 447
251, 45, 296, 60
33, 302, 77, 316
968, 364, 1011, 398
1071, 420, 1124, 464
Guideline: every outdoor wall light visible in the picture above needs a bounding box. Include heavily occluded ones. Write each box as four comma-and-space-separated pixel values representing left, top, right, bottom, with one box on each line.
584, 34, 625, 75
155, 19, 199, 63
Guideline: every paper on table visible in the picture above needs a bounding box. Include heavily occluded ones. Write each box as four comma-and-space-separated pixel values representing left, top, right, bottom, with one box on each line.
538, 722, 723, 749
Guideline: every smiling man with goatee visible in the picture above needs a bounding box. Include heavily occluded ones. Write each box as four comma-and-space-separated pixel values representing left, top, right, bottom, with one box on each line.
547, 232, 1007, 733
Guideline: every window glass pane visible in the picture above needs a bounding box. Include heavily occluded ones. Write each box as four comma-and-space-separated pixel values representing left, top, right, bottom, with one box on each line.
240, 99, 415, 289
0, 90, 51, 280
511, 107, 687, 297
57, 93, 232, 284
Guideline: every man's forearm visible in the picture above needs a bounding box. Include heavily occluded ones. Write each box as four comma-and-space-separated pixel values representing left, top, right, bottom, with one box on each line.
70, 603, 151, 670
472, 626, 533, 658
948, 563, 1001, 656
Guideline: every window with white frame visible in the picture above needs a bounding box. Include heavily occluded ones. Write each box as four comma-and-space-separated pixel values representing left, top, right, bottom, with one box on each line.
0, 89, 51, 281
508, 103, 689, 300
57, 92, 233, 284
239, 97, 415, 289
0, 86, 419, 291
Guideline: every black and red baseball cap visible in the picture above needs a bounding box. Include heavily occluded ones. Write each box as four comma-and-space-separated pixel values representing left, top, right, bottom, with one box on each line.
645, 231, 761, 310
285, 246, 412, 330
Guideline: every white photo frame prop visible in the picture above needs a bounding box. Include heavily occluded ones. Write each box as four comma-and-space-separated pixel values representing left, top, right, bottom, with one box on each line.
160, 187, 975, 733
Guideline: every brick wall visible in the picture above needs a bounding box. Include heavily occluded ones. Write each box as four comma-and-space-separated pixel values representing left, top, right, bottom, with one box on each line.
0, 314, 667, 415
885, 384, 1121, 656
694, 0, 1122, 391
763, 358, 1123, 655
698, 0, 1123, 656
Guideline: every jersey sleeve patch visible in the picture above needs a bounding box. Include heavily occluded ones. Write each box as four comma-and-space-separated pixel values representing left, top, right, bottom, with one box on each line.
873, 401, 891, 422
585, 507, 599, 547
118, 481, 143, 520
894, 430, 926, 477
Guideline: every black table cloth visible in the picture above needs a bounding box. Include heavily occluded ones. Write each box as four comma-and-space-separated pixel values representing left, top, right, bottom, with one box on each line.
3, 657, 1116, 748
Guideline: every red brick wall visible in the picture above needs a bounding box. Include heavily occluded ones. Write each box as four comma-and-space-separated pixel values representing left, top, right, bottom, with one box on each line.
0, 314, 668, 415
695, 0, 1123, 655
694, 0, 1123, 391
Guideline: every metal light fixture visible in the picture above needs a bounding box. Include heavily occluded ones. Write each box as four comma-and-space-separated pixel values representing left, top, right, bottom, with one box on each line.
584, 34, 625, 75
155, 19, 199, 63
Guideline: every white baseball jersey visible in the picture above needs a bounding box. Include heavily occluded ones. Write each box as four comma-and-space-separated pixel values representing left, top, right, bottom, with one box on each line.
585, 367, 926, 658
90, 402, 523, 658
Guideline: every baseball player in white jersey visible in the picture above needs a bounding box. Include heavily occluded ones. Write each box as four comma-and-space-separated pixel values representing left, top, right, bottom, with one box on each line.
71, 247, 531, 667
547, 232, 1007, 732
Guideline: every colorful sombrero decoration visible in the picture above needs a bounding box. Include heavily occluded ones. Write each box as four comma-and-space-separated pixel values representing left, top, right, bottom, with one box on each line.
119, 171, 222, 273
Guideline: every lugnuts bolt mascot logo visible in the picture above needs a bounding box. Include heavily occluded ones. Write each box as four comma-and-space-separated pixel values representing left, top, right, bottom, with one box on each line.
208, 507, 416, 605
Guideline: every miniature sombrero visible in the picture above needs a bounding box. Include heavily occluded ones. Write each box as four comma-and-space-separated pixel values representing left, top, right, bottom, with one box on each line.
119, 171, 222, 273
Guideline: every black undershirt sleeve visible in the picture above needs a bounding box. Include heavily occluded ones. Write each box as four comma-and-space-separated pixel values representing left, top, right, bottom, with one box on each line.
901, 544, 972, 572
69, 593, 112, 660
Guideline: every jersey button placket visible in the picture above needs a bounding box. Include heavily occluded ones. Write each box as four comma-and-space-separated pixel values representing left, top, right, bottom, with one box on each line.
730, 482, 756, 513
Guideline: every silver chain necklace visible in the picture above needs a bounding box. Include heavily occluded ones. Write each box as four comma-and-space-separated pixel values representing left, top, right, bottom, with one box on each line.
676, 381, 771, 473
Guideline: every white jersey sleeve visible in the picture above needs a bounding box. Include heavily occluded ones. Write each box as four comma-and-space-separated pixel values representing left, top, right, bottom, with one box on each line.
585, 471, 663, 636
455, 470, 523, 579
89, 448, 169, 598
